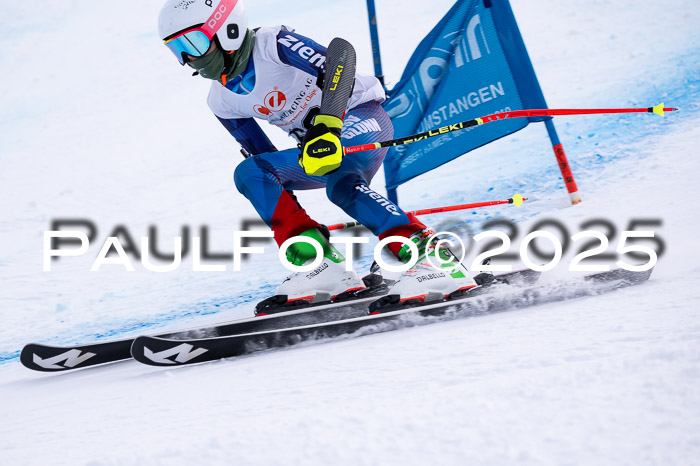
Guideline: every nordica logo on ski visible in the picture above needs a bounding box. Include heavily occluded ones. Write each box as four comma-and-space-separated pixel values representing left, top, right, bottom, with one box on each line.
143, 343, 208, 365
354, 185, 401, 216
277, 34, 326, 68
33, 349, 96, 370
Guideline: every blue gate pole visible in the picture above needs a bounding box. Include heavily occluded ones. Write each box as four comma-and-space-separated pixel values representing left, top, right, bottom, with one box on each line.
366, 0, 386, 87
387, 186, 398, 205
366, 0, 398, 204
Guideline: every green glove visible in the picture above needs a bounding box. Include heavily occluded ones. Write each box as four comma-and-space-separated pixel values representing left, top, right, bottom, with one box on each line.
299, 114, 344, 176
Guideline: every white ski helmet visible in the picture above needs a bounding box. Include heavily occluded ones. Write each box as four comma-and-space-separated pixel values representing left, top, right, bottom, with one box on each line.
158, 0, 248, 63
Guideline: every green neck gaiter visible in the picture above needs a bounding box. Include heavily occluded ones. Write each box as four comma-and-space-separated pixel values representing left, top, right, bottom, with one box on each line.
222, 29, 256, 83
186, 29, 256, 83
187, 47, 225, 80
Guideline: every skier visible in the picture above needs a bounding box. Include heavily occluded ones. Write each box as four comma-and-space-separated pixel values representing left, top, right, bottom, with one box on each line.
157, 0, 477, 310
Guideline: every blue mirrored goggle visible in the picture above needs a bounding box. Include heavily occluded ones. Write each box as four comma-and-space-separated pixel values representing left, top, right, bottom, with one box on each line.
164, 29, 211, 65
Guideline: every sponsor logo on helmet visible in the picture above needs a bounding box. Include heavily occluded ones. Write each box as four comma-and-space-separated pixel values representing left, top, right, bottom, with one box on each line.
208, 3, 229, 30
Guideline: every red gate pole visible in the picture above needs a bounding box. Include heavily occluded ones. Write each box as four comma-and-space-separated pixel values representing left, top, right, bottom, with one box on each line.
543, 118, 581, 204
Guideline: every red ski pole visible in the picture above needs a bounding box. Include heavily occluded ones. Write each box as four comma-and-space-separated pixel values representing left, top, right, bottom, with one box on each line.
344, 103, 679, 155
327, 194, 526, 231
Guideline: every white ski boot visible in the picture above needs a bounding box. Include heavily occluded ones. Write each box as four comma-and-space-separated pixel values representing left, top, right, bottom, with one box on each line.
372, 228, 477, 312
256, 228, 366, 315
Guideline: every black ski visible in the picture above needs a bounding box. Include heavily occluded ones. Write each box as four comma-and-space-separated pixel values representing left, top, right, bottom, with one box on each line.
19, 269, 538, 372
130, 268, 651, 368
19, 293, 378, 373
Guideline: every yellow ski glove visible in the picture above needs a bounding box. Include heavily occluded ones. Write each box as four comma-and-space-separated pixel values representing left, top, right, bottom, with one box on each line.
299, 114, 344, 176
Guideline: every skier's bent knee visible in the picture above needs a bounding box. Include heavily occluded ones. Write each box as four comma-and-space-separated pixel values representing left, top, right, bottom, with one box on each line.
325, 173, 363, 208
233, 156, 264, 193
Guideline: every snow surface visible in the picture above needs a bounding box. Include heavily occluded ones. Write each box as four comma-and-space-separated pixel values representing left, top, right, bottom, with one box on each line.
1, 0, 700, 464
